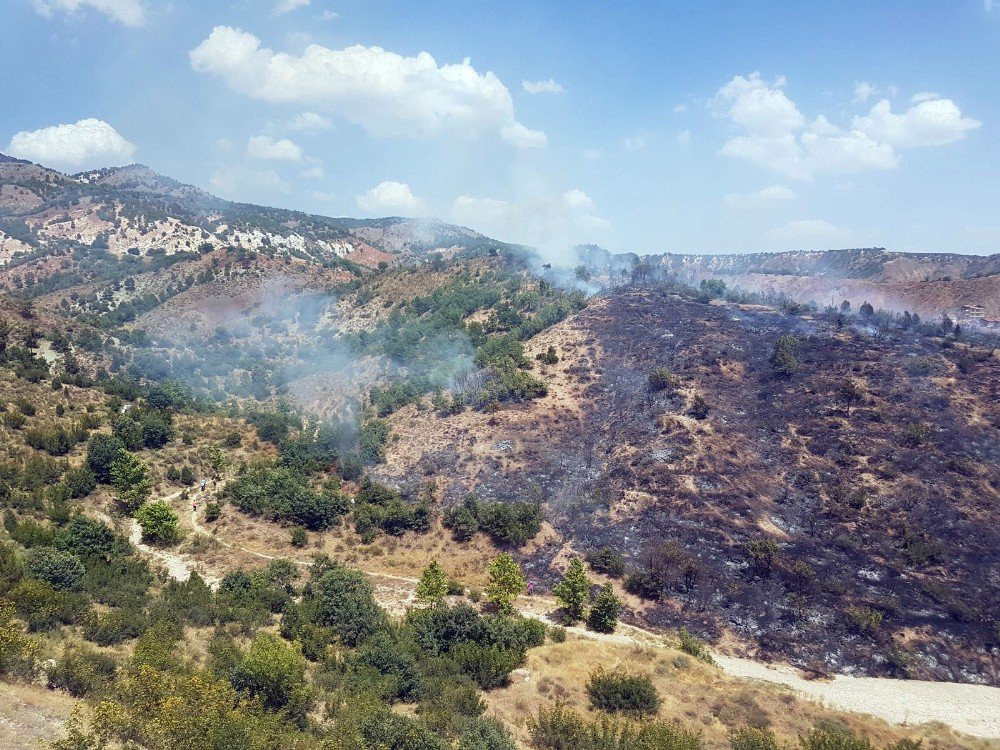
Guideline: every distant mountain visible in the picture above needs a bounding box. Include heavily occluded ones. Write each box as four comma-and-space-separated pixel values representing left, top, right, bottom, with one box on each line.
0, 155, 494, 268
576, 245, 1000, 318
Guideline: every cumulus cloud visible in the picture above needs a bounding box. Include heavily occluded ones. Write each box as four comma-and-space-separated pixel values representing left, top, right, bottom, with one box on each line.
676, 129, 692, 145
451, 186, 610, 256
286, 111, 333, 132
300, 165, 324, 179
319, 10, 339, 20
247, 135, 303, 161
621, 132, 648, 151
853, 81, 879, 104
852, 98, 981, 148
356, 181, 421, 214
713, 72, 978, 180
723, 184, 796, 209
6, 118, 137, 171
274, 0, 308, 14
766, 218, 851, 249
500, 122, 548, 149
32, 0, 145, 26
522, 78, 564, 94
189, 26, 542, 146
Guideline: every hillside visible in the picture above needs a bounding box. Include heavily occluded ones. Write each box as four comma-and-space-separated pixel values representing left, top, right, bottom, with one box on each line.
0, 159, 999, 749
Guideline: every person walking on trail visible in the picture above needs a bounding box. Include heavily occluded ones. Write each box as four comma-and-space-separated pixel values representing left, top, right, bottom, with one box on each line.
527, 581, 535, 595
200, 480, 206, 492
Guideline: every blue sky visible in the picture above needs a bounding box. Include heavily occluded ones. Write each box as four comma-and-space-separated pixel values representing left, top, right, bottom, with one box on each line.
2, 0, 999, 256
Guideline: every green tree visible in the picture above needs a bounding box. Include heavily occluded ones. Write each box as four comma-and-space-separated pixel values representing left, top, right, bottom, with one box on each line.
209, 446, 226, 477
135, 501, 179, 545
85, 434, 127, 484
485, 553, 526, 613
587, 584, 624, 634
552, 557, 590, 622
771, 335, 801, 378
230, 632, 311, 725
416, 560, 450, 606
312, 564, 387, 646
0, 599, 37, 676
109, 452, 151, 515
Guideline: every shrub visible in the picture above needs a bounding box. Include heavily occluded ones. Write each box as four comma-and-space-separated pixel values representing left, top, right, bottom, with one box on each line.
586, 668, 662, 715
732, 728, 780, 750
290, 526, 308, 547
22, 546, 85, 591
585, 546, 626, 577
47, 644, 117, 697
311, 563, 387, 646
445, 496, 542, 547
649, 367, 678, 392
230, 633, 311, 722
82, 607, 147, 645
452, 643, 523, 689
771, 335, 801, 377
64, 466, 97, 499
416, 561, 450, 605
678, 628, 712, 663
204, 501, 222, 522
459, 717, 517, 750
548, 626, 567, 643
799, 726, 876, 750
587, 584, 623, 634
0, 598, 37, 676
135, 501, 180, 545
845, 605, 882, 635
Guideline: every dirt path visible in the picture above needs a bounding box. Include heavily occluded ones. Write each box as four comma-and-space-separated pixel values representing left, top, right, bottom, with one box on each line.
120, 488, 1000, 739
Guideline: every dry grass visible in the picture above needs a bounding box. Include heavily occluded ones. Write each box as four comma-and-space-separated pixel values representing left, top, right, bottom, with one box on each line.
484, 638, 999, 750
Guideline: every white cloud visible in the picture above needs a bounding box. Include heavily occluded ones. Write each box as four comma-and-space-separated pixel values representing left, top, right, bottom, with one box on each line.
621, 132, 647, 151
673, 103, 688, 114
285, 111, 333, 132
723, 184, 796, 209
189, 26, 540, 146
852, 98, 981, 148
210, 167, 289, 201
311, 191, 337, 201
581, 147, 603, 161
713, 73, 804, 137
713, 73, 978, 180
6, 118, 137, 171
247, 135, 303, 161
676, 129, 691, 145
910, 91, 939, 104
986, 0, 996, 11
356, 181, 421, 214
300, 165, 324, 179
319, 10, 339, 20
561, 188, 594, 211
766, 218, 851, 249
275, 0, 309, 14
32, 0, 145, 26
522, 78, 564, 95
500, 122, 548, 149
853, 81, 879, 104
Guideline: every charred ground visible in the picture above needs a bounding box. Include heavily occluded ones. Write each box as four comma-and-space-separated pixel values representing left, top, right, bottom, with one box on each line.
376, 290, 1000, 683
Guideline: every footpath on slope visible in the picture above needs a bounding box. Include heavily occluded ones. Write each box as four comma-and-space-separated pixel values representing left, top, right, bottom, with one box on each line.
112, 488, 1000, 740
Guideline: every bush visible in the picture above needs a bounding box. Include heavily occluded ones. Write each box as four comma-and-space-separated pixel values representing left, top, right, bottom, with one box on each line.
732, 728, 780, 750
585, 546, 626, 577
47, 644, 117, 697
678, 628, 712, 662
771, 335, 801, 377
548, 626, 567, 643
452, 642, 523, 689
22, 546, 85, 591
311, 563, 387, 646
230, 633, 311, 722
587, 584, 623, 634
845, 605, 882, 635
82, 607, 147, 645
586, 668, 662, 715
64, 466, 97, 499
459, 717, 517, 750
290, 526, 308, 547
799, 726, 876, 750
135, 501, 180, 545
445, 496, 542, 547
649, 367, 678, 392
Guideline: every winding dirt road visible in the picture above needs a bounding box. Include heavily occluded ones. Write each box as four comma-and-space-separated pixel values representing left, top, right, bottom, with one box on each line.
117, 490, 1000, 739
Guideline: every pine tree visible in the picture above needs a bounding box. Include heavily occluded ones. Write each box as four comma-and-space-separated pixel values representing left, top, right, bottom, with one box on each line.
416, 560, 450, 606
552, 557, 591, 622
110, 452, 150, 515
587, 584, 624, 634
485, 553, 526, 613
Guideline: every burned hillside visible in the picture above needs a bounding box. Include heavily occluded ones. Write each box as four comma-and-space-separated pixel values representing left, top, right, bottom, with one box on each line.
378, 291, 1000, 684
